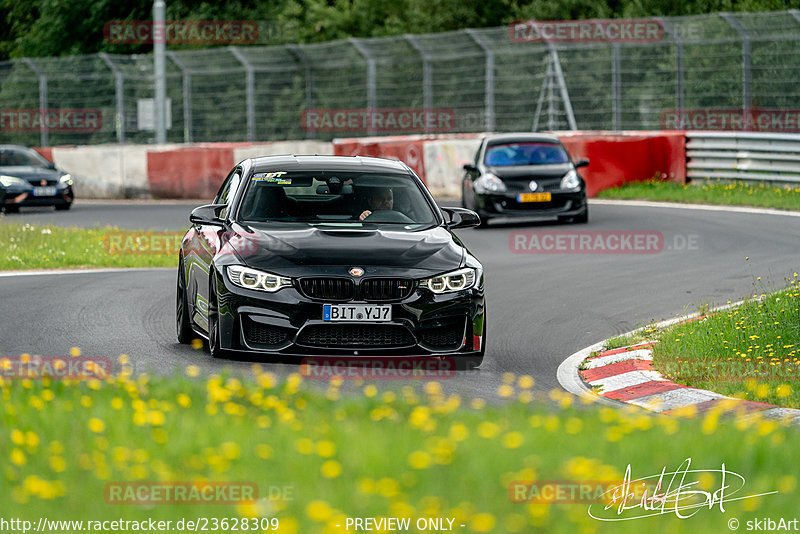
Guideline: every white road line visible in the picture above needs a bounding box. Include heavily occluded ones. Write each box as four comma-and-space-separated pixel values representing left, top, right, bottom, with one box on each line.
628, 388, 726, 412
0, 267, 174, 278
590, 370, 667, 393
590, 198, 800, 218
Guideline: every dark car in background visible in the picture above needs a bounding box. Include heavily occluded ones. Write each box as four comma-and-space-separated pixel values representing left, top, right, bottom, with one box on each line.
177, 155, 486, 369
0, 145, 73, 212
462, 133, 588, 226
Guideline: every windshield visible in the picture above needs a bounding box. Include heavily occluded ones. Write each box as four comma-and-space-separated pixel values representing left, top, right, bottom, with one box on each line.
0, 147, 51, 168
237, 170, 437, 228
484, 142, 570, 166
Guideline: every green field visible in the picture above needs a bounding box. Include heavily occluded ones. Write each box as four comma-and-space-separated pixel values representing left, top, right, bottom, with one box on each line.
0, 223, 182, 270
1, 361, 799, 533
597, 180, 800, 211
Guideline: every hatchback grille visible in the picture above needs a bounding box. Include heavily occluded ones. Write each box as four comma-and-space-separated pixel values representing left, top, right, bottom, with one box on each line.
243, 318, 291, 347
297, 324, 414, 348
298, 278, 354, 301
361, 278, 414, 301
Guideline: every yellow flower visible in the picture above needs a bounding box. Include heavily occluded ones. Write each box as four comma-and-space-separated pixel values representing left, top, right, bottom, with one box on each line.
502, 431, 524, 449
477, 421, 500, 439
88, 418, 105, 433
10, 449, 26, 466
470, 513, 496, 532
306, 500, 332, 522
316, 440, 336, 458
321, 460, 341, 478
185, 365, 200, 377
408, 450, 431, 469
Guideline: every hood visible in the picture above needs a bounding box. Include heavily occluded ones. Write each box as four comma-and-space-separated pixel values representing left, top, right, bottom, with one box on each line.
225, 224, 464, 277
487, 163, 572, 181
0, 166, 63, 184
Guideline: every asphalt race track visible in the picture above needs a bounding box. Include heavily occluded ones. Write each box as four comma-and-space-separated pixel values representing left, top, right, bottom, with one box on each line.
1, 200, 799, 400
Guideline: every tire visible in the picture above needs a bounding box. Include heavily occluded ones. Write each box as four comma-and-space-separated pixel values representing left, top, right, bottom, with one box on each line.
573, 206, 588, 224
176, 257, 193, 344
4, 205, 19, 213
55, 203, 72, 211
208, 272, 228, 359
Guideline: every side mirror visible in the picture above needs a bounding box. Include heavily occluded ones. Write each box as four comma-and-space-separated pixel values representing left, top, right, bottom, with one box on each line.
463, 163, 478, 172
575, 158, 589, 169
189, 203, 227, 226
441, 207, 480, 229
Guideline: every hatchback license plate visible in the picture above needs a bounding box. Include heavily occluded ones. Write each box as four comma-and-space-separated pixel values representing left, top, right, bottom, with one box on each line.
33, 186, 57, 197
517, 192, 551, 202
323, 304, 392, 322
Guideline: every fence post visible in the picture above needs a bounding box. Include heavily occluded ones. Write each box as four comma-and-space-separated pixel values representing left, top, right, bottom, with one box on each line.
22, 58, 48, 147
167, 52, 193, 144
657, 17, 684, 117
349, 38, 377, 135
465, 29, 495, 132
286, 44, 316, 139
153, 0, 167, 144
720, 13, 752, 114
404, 34, 433, 132
611, 43, 621, 131
229, 47, 256, 142
98, 53, 125, 144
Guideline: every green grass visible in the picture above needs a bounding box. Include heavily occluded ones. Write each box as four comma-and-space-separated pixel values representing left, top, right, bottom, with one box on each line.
652, 277, 800, 408
0, 223, 183, 270
598, 180, 800, 211
1, 365, 799, 533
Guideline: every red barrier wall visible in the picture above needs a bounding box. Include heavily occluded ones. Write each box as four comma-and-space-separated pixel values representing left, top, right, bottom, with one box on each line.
334, 137, 428, 182
147, 146, 235, 198
557, 131, 686, 197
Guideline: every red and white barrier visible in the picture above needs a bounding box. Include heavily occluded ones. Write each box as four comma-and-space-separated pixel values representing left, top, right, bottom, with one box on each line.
34, 132, 687, 199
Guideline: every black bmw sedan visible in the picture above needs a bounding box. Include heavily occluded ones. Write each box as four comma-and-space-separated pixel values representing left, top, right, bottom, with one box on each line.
0, 145, 73, 212
178, 155, 486, 368
462, 133, 588, 226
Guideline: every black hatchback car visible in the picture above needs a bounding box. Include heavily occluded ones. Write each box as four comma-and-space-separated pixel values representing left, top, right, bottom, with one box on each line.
462, 133, 588, 225
0, 145, 73, 212
177, 155, 486, 368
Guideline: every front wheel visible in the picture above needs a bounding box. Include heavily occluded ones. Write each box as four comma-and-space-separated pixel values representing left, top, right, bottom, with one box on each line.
176, 257, 193, 344
573, 206, 588, 224
55, 203, 72, 211
208, 273, 228, 359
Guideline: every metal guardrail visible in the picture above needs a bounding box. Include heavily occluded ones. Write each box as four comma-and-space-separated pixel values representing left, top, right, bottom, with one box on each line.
686, 131, 800, 183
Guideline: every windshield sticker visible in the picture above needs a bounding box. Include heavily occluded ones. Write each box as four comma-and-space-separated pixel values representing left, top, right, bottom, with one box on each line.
252, 171, 290, 184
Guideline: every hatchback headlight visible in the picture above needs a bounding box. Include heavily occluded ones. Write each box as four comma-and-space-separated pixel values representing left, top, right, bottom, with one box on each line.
474, 173, 506, 193
227, 265, 292, 292
560, 169, 580, 190
420, 267, 478, 294
59, 174, 73, 185
0, 175, 26, 187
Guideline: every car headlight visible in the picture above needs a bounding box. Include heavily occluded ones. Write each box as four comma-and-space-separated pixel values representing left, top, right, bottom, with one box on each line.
0, 175, 27, 187
560, 169, 580, 190
474, 173, 506, 193
59, 174, 73, 186
227, 265, 292, 292
420, 267, 477, 294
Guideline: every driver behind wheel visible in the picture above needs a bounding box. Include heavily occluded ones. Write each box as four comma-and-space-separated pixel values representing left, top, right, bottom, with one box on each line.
359, 186, 393, 221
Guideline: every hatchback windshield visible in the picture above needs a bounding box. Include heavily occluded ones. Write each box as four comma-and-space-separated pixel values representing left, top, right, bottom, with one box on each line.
0, 147, 51, 168
238, 171, 437, 228
484, 142, 570, 166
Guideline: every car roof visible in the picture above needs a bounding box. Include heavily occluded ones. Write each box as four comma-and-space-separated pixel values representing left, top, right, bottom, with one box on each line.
482, 133, 562, 145
248, 154, 411, 175
0, 145, 36, 151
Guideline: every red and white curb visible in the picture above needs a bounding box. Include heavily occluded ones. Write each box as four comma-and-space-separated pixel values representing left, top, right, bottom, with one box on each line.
557, 318, 800, 424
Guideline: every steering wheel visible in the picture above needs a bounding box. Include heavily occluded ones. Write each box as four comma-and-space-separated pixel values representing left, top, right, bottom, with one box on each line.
362, 210, 414, 223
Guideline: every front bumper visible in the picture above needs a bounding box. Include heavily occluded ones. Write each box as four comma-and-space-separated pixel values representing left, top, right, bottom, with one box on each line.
474, 190, 586, 219
210, 271, 486, 358
3, 183, 73, 208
